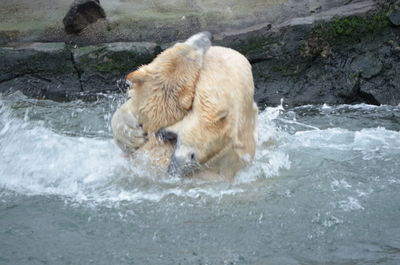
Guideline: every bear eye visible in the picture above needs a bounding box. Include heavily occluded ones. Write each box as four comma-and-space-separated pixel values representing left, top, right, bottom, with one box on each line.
216, 110, 228, 123
139, 124, 143, 128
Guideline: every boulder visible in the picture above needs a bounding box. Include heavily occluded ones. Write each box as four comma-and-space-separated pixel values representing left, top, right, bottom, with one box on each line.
0, 42, 162, 101
72, 42, 161, 96
63, 0, 106, 34
388, 8, 400, 26
351, 54, 383, 79
0, 43, 81, 101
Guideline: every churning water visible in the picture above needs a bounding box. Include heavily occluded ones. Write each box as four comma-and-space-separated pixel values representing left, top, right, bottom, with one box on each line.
1, 91, 400, 265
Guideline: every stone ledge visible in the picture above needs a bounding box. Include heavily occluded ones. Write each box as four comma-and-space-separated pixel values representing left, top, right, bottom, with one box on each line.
0, 1, 399, 107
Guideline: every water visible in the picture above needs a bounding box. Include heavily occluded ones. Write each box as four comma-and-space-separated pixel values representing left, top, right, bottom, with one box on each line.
1, 92, 400, 265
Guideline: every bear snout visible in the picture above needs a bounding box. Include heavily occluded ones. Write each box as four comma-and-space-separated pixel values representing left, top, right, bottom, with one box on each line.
168, 145, 199, 178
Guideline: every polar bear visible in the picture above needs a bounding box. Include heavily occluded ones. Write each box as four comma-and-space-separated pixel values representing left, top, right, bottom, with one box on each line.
159, 46, 258, 181
112, 32, 211, 160
112, 32, 258, 180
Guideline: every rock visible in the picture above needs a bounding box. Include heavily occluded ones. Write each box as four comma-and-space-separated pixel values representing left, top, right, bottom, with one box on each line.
248, 21, 400, 108
358, 67, 400, 106
0, 0, 378, 45
309, 0, 322, 14
388, 8, 400, 26
72, 42, 161, 95
63, 0, 106, 34
0, 42, 162, 101
351, 54, 383, 79
0, 43, 81, 101
1, 1, 399, 106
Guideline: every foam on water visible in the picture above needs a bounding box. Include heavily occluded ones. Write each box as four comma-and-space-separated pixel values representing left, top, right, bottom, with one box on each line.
0, 93, 289, 204
1, 93, 400, 205
0, 103, 124, 200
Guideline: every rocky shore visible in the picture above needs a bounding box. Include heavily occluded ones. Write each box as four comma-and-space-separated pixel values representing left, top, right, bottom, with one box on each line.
0, 0, 399, 107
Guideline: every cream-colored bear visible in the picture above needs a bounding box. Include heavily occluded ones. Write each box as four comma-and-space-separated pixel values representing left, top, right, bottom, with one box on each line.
112, 32, 212, 167
161, 46, 258, 181
112, 32, 258, 181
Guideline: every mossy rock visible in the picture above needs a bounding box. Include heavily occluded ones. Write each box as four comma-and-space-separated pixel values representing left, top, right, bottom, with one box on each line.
312, 11, 391, 45
0, 42, 75, 81
73, 42, 161, 74
72, 42, 161, 93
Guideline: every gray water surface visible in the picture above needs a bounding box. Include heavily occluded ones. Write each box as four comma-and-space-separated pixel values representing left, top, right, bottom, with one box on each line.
1, 92, 400, 265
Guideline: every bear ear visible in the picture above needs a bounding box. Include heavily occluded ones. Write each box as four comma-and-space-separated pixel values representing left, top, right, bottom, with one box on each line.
184, 32, 212, 55
126, 69, 148, 89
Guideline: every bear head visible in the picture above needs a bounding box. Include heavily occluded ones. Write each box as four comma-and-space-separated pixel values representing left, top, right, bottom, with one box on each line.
125, 32, 212, 133
160, 96, 233, 178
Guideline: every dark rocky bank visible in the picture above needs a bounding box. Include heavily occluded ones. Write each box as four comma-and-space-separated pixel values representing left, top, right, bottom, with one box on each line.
0, 0, 399, 108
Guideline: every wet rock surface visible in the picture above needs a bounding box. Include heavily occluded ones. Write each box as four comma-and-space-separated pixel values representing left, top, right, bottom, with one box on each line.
0, 0, 399, 107
388, 0, 400, 26
0, 43, 81, 101
248, 26, 400, 107
388, 10, 400, 26
0, 42, 160, 101
72, 42, 161, 98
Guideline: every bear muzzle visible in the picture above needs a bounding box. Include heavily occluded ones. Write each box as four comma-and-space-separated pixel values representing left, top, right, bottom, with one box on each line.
167, 144, 200, 178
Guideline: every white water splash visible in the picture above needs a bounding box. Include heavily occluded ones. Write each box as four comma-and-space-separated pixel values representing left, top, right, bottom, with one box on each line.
1, 94, 400, 205
236, 104, 291, 183
0, 95, 291, 204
